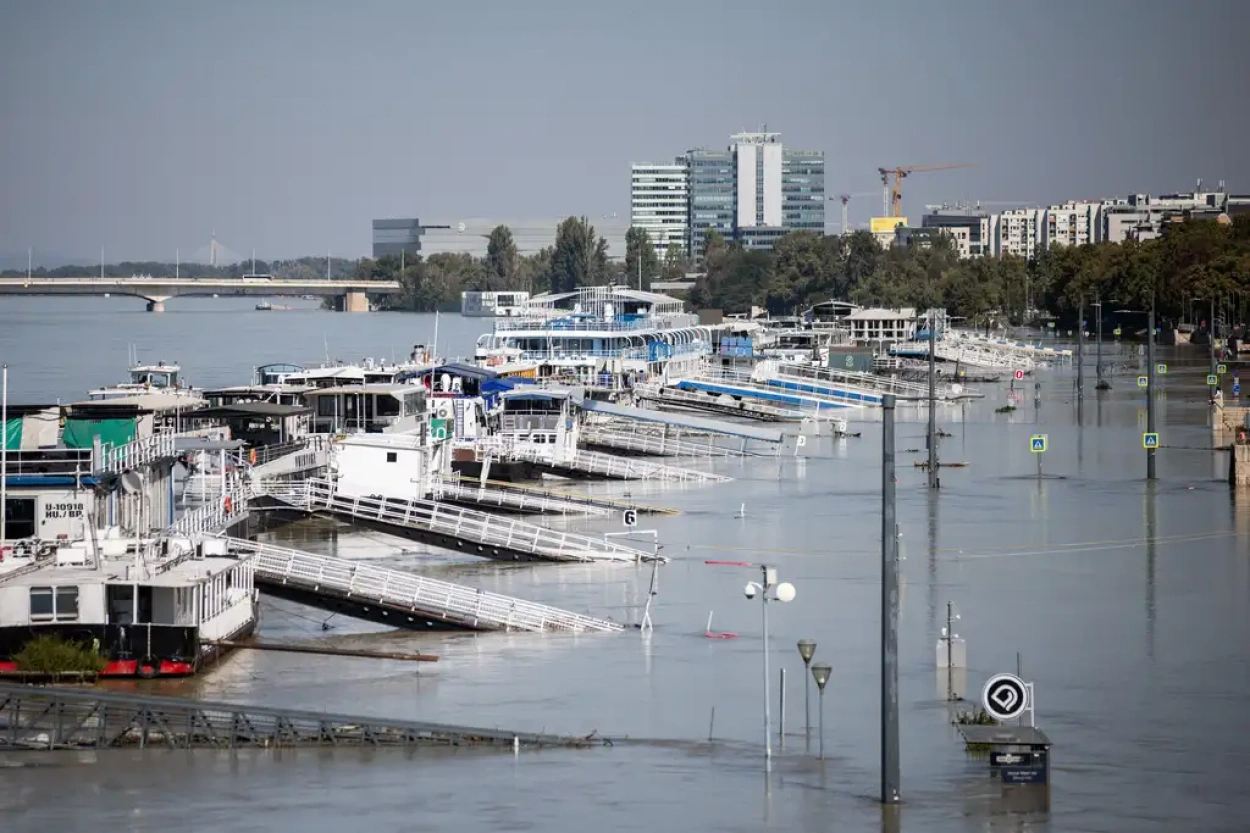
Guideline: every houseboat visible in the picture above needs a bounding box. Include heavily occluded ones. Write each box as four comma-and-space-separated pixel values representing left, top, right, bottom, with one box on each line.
303, 384, 427, 434
88, 362, 201, 402
473, 285, 722, 390
0, 535, 258, 678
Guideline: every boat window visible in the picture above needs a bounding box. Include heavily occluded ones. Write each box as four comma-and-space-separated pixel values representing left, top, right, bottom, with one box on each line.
386, 452, 398, 463
56, 587, 79, 620
29, 587, 54, 620
29, 585, 78, 621
3, 497, 36, 539
376, 396, 401, 417
316, 397, 338, 418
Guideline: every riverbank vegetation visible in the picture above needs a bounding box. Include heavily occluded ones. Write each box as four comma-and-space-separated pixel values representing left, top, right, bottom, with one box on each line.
8, 214, 1246, 323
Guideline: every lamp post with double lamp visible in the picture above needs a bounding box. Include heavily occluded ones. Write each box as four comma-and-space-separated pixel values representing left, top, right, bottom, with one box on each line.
744, 565, 796, 769
811, 662, 832, 760
797, 639, 816, 751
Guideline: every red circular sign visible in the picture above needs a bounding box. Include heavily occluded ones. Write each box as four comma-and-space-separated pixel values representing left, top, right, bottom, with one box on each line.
1014, 369, 1025, 380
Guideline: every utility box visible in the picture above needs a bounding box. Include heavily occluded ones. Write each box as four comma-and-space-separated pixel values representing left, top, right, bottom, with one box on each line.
936, 635, 967, 668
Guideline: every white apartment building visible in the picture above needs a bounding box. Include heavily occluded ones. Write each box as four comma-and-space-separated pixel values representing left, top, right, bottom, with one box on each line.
994, 209, 1041, 259
630, 162, 689, 258
1043, 202, 1102, 249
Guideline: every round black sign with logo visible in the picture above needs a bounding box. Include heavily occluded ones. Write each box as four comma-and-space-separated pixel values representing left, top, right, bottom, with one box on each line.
982, 673, 1028, 721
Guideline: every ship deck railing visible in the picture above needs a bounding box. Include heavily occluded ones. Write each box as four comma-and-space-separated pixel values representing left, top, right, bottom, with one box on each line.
430, 475, 609, 516
579, 423, 751, 458
772, 361, 978, 401
268, 478, 649, 563
218, 537, 624, 634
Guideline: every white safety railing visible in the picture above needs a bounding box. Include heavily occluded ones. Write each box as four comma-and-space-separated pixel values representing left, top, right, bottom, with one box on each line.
431, 476, 609, 516
170, 483, 251, 536
633, 382, 804, 422
98, 432, 178, 474
579, 424, 744, 458
279, 479, 648, 563
221, 538, 623, 633
774, 362, 975, 401
473, 438, 731, 484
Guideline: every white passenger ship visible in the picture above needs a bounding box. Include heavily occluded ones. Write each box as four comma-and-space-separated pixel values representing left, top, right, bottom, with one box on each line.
473, 285, 722, 389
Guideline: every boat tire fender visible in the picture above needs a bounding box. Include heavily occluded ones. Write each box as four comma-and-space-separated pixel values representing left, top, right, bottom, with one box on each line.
137, 658, 159, 679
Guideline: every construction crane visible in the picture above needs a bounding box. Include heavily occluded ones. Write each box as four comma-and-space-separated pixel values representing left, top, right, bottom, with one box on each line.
829, 192, 877, 235
878, 164, 974, 218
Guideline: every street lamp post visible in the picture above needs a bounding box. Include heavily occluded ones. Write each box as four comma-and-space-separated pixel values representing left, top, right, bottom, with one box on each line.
797, 639, 816, 751
1147, 302, 1157, 481
745, 565, 796, 767
811, 662, 832, 760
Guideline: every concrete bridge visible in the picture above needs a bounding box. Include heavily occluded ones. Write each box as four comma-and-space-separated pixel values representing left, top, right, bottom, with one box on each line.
0, 276, 402, 312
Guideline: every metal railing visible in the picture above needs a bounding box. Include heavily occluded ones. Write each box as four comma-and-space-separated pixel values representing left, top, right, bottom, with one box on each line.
493, 314, 701, 333
221, 537, 623, 634
471, 437, 731, 484
774, 362, 974, 401
430, 476, 609, 516
98, 432, 178, 474
579, 424, 744, 458
170, 483, 251, 536
633, 382, 805, 422
279, 479, 648, 563
1, 449, 93, 477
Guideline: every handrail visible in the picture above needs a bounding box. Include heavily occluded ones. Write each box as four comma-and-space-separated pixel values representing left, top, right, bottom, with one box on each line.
220, 536, 622, 633
579, 425, 743, 458
470, 437, 731, 483
288, 479, 648, 563
170, 482, 251, 536
431, 476, 609, 516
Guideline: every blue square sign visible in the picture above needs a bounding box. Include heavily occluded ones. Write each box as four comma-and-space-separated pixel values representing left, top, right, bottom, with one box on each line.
1030, 435, 1047, 453
1142, 432, 1160, 449
1137, 376, 1148, 388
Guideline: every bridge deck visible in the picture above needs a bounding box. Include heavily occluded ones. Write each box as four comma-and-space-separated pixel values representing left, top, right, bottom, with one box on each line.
0, 681, 611, 751
222, 537, 624, 633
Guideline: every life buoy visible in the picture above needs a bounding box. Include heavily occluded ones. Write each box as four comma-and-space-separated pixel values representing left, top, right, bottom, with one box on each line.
249, 448, 258, 465
137, 658, 159, 679
223, 496, 233, 513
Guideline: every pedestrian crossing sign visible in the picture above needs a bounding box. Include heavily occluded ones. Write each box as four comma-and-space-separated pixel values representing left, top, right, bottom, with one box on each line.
1218, 363, 1228, 375
1207, 374, 1219, 386
1137, 376, 1148, 388
1142, 432, 1159, 450
1157, 363, 1168, 375
1030, 435, 1047, 453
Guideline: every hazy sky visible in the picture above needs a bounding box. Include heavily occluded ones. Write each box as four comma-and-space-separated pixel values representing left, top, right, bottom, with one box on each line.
1, 0, 1246, 263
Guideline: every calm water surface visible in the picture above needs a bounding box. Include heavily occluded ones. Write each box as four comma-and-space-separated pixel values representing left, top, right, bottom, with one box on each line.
2, 296, 1249, 832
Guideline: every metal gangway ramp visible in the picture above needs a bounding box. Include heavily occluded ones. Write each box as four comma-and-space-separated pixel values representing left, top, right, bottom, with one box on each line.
268, 478, 649, 563
633, 382, 804, 422
0, 681, 615, 750
773, 362, 980, 401
220, 537, 623, 633
579, 423, 754, 458
475, 440, 732, 484
431, 476, 609, 516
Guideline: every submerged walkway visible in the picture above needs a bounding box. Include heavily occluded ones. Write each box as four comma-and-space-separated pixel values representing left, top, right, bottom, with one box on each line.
223, 537, 624, 633
267, 478, 649, 563
0, 682, 613, 750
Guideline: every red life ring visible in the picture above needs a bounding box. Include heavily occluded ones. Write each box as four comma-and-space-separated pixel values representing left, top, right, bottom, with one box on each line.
137, 658, 159, 679
223, 496, 233, 513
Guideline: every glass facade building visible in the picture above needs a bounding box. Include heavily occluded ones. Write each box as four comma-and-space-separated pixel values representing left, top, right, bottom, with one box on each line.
678, 133, 826, 265
372, 219, 426, 260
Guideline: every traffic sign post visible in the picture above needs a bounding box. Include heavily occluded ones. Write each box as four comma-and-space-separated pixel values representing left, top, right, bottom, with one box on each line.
1029, 435, 1046, 480
1207, 374, 1219, 387
1218, 363, 1228, 375
1137, 376, 1148, 389
1157, 363, 1167, 375
1142, 432, 1159, 450
623, 508, 638, 528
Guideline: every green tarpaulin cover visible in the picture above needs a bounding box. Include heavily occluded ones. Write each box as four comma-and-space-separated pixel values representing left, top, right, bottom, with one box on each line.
61, 418, 136, 450
3, 418, 20, 451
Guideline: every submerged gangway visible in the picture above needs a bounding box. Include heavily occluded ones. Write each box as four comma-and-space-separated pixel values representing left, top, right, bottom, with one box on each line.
431, 476, 610, 516
0, 681, 613, 751
220, 537, 624, 633
475, 440, 732, 484
773, 362, 980, 401
268, 478, 649, 563
579, 423, 754, 458
633, 383, 804, 423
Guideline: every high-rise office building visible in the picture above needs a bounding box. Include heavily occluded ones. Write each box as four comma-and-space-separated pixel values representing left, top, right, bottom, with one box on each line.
629, 163, 689, 259
372, 218, 426, 259
632, 130, 825, 266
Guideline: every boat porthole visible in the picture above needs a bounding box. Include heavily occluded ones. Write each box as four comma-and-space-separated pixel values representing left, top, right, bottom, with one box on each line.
407, 616, 414, 623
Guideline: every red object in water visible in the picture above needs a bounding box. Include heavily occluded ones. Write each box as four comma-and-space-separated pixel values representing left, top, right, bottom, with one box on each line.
703, 612, 738, 639
704, 560, 752, 567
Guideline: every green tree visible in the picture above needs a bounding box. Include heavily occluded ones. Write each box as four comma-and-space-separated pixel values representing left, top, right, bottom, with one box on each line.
661, 243, 689, 282
624, 227, 662, 290
766, 231, 828, 314
485, 225, 519, 290
550, 216, 609, 293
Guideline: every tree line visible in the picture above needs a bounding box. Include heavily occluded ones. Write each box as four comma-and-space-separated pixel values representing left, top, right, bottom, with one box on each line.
691, 214, 1250, 328
10, 213, 1246, 323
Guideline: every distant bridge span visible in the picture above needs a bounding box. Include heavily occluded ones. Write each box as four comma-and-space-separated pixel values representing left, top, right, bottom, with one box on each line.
0, 277, 402, 312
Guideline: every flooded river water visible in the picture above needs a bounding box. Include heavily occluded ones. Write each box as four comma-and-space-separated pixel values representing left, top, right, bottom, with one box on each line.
2, 297, 1248, 832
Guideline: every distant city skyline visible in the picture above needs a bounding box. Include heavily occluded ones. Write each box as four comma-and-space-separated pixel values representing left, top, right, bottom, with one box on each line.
2, 1, 1247, 262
